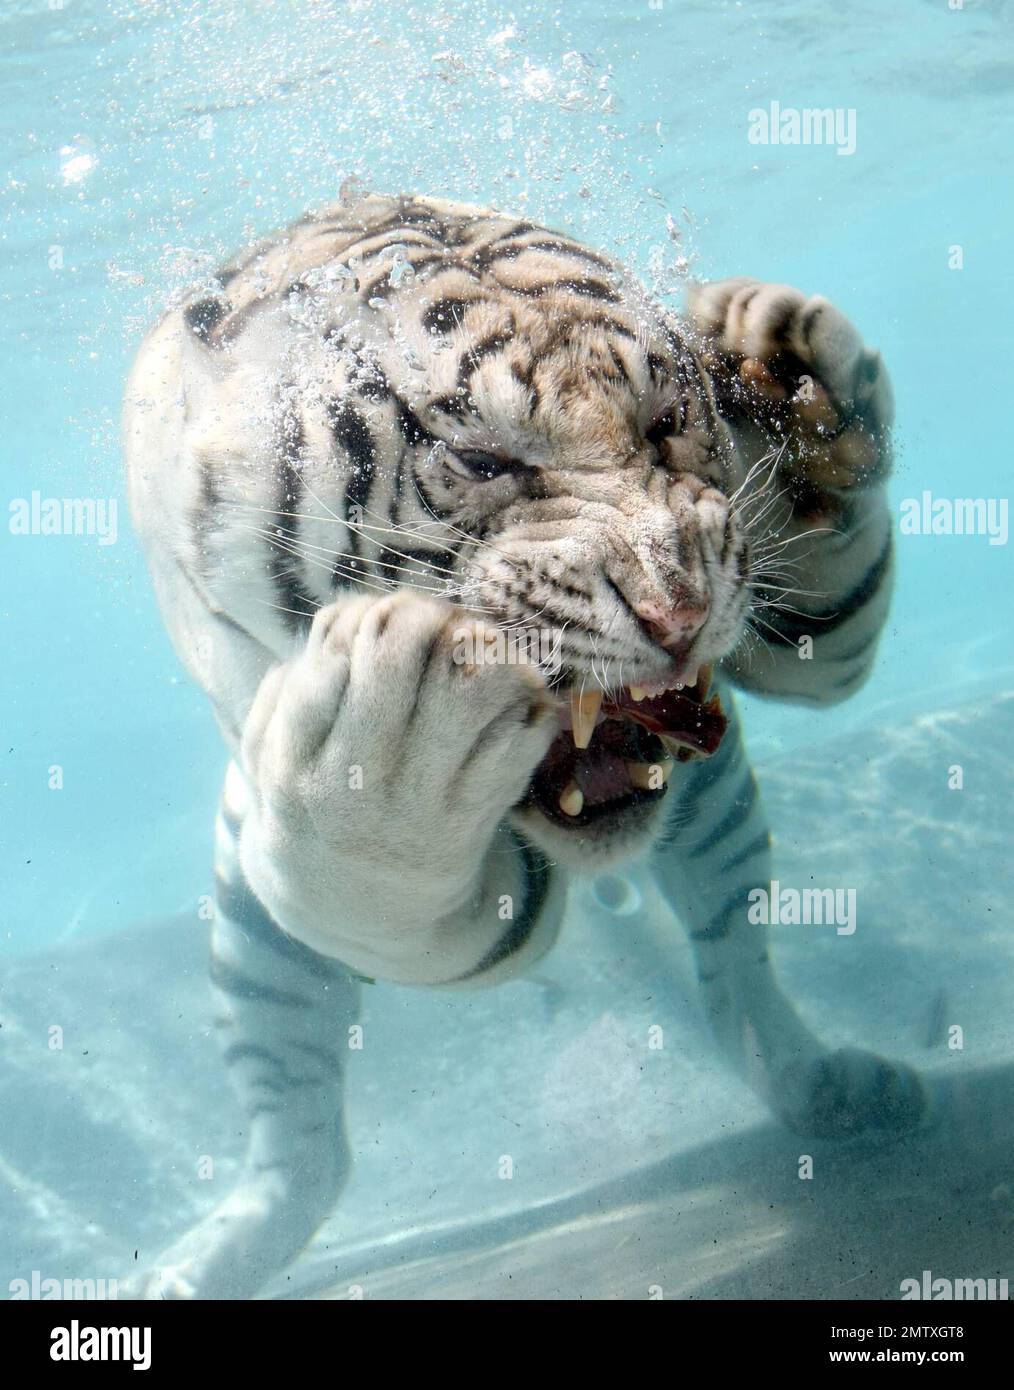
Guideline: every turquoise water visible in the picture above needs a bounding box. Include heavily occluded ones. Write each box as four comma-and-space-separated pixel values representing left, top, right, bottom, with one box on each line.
1, 0, 1012, 1301
2, 0, 1012, 947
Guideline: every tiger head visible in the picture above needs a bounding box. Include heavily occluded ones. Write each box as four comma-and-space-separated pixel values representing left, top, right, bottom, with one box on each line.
395, 270, 752, 870
193, 200, 760, 872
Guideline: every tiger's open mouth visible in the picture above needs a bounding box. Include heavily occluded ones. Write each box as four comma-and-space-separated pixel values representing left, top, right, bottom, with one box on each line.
525, 666, 728, 828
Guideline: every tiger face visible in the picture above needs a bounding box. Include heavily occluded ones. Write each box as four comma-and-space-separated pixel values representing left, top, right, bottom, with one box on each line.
391, 282, 750, 867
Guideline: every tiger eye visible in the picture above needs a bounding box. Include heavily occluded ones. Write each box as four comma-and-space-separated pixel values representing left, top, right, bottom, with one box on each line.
454, 450, 520, 480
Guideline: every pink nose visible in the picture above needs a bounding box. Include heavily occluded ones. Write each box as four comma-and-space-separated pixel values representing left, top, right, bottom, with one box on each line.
634, 599, 710, 651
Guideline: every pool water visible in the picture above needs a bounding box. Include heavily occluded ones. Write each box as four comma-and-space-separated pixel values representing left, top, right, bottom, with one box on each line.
1, 0, 1012, 1301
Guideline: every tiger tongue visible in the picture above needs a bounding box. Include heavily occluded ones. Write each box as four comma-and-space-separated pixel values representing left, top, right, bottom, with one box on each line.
607, 686, 728, 756
574, 750, 633, 804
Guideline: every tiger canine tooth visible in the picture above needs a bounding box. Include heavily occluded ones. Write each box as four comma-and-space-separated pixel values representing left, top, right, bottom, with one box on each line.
627, 758, 674, 790
698, 664, 713, 699
660, 733, 703, 758
570, 688, 602, 749
629, 685, 648, 702
559, 782, 584, 817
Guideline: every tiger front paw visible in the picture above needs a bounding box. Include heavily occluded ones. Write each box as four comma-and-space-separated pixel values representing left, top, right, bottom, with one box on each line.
687, 278, 894, 494
237, 591, 558, 965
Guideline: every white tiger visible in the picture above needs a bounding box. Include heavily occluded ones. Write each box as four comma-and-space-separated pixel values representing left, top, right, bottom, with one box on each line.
123, 193, 925, 1298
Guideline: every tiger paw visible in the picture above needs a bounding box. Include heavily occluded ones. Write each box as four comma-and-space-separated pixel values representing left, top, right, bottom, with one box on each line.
686, 277, 894, 493
237, 590, 557, 967
775, 1046, 929, 1140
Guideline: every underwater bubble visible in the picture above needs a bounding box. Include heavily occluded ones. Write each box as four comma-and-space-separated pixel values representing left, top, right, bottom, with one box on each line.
59, 135, 97, 187
521, 61, 555, 102
591, 873, 643, 917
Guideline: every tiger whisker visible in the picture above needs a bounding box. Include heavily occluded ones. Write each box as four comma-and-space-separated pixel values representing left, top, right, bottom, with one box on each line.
410, 486, 524, 571
239, 523, 492, 605
240, 525, 401, 598
226, 500, 470, 565
727, 446, 783, 510
253, 596, 321, 620
253, 520, 461, 583
746, 612, 798, 648
348, 504, 467, 579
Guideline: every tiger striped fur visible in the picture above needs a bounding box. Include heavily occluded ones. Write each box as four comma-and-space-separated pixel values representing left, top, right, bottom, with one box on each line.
123, 193, 925, 1298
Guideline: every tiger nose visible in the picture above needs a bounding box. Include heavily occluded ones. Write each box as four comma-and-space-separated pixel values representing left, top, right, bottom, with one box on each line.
634, 598, 710, 652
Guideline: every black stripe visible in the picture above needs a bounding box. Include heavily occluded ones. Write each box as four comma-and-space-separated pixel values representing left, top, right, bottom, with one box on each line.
720, 829, 771, 873
754, 531, 892, 644
421, 297, 478, 334
689, 886, 752, 943
829, 625, 880, 665
222, 1043, 322, 1089
658, 723, 743, 843
472, 237, 612, 272
270, 412, 318, 632
688, 772, 758, 859
362, 252, 446, 299
427, 392, 470, 419
393, 394, 435, 448
348, 352, 391, 402
517, 237, 613, 269
190, 451, 224, 575
286, 1040, 341, 1071
451, 837, 552, 981
379, 543, 454, 578
352, 228, 445, 261
764, 295, 797, 347
502, 277, 621, 304
209, 953, 314, 1008
511, 360, 540, 416
214, 872, 342, 975
412, 469, 454, 519
457, 332, 513, 391
327, 399, 377, 575
608, 344, 632, 385
575, 314, 636, 341
389, 450, 404, 528
358, 206, 443, 238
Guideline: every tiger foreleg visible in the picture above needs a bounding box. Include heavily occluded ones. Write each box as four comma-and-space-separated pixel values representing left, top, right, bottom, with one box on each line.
686, 277, 896, 706
124, 831, 361, 1301
653, 691, 928, 1139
